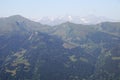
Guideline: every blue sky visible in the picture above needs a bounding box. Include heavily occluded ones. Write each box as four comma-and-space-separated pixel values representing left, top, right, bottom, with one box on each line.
0, 0, 120, 20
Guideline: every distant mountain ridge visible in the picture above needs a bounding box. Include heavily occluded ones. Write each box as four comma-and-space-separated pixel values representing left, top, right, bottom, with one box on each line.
32, 15, 116, 26
0, 15, 120, 45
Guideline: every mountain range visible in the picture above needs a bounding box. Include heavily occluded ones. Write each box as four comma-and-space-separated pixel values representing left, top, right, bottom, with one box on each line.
32, 15, 116, 26
0, 15, 120, 80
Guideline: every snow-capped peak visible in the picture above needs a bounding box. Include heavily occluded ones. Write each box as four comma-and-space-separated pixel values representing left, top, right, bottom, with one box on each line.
30, 15, 114, 25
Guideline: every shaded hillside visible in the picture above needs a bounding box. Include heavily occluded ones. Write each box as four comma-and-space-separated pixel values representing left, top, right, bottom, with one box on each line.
0, 32, 96, 80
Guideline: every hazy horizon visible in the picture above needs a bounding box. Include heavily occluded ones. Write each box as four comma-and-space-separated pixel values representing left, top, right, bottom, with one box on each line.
0, 0, 120, 21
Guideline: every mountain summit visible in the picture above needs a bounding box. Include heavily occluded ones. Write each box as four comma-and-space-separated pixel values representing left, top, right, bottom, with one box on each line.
0, 15, 51, 34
